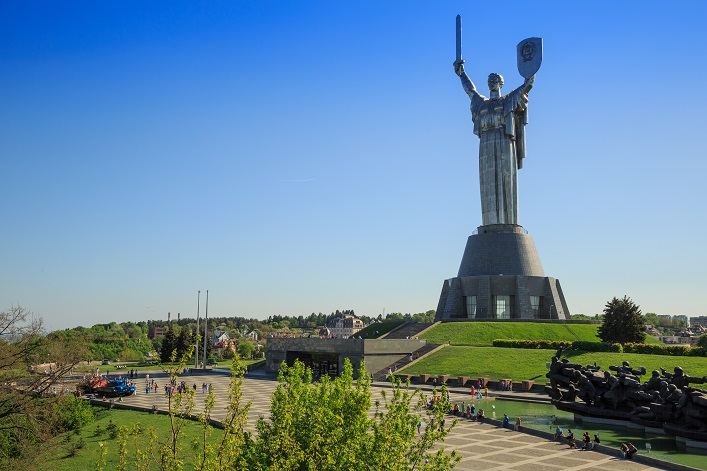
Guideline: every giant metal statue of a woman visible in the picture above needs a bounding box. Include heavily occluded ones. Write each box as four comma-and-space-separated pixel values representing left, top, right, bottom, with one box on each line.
454, 59, 535, 226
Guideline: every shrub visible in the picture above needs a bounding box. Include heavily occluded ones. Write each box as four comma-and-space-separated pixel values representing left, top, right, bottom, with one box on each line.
609, 343, 623, 353
56, 395, 95, 432
106, 420, 118, 439
491, 339, 707, 357
688, 347, 707, 357
66, 437, 85, 457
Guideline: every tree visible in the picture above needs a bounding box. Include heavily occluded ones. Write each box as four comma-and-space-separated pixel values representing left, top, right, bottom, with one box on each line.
236, 341, 254, 360
174, 326, 194, 359
252, 359, 459, 470
160, 328, 176, 362
643, 312, 659, 326
597, 296, 646, 344
0, 306, 87, 464
698, 334, 707, 349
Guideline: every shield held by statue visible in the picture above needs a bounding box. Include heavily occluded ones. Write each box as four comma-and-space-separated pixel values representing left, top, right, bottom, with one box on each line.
517, 37, 543, 79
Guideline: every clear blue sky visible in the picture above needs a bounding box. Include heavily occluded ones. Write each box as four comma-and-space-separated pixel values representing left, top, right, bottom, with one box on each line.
2, 1, 706, 330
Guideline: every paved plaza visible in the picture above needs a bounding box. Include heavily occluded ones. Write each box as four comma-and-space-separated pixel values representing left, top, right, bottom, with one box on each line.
109, 370, 670, 471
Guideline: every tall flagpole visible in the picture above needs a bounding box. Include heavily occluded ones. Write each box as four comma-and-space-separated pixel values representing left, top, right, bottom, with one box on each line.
203, 290, 209, 369
195, 290, 201, 369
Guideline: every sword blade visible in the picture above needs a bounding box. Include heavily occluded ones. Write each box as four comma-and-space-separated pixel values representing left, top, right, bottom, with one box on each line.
456, 15, 462, 61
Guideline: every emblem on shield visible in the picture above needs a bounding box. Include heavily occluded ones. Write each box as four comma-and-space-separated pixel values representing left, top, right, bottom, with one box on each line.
517, 37, 543, 79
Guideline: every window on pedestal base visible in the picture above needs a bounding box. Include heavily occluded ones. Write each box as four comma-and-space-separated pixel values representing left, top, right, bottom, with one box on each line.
465, 296, 477, 319
530, 296, 541, 319
494, 295, 512, 319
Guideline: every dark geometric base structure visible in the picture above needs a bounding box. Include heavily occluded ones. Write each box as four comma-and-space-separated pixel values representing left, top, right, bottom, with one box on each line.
436, 224, 569, 320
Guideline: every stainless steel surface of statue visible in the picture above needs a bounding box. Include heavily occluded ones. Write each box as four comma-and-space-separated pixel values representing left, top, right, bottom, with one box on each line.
453, 27, 541, 226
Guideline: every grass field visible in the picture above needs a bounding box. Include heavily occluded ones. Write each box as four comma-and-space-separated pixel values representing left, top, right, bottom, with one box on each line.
37, 408, 215, 470
419, 322, 661, 345
399, 346, 707, 383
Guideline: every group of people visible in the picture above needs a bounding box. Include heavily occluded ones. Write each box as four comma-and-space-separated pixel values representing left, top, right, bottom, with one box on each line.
501, 414, 522, 431
145, 378, 158, 394
469, 383, 489, 399
554, 426, 602, 451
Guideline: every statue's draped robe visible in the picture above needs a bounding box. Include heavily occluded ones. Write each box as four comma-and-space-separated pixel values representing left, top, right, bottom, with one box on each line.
469, 86, 529, 225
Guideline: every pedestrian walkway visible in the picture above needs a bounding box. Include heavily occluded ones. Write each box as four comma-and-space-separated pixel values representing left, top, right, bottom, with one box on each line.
109, 371, 670, 471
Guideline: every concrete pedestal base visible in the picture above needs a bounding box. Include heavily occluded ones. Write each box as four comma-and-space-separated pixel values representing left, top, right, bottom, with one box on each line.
435, 224, 570, 320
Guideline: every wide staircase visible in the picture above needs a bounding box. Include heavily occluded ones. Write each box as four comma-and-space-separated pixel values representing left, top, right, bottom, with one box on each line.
381, 321, 437, 339
371, 342, 443, 381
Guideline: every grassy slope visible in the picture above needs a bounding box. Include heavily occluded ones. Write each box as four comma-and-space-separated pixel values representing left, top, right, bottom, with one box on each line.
37, 408, 215, 470
356, 321, 405, 338
420, 322, 661, 345
399, 346, 707, 383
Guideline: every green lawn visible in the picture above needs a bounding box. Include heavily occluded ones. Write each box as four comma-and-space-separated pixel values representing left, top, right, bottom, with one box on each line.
399, 346, 707, 383
419, 322, 662, 346
37, 408, 216, 470
356, 321, 405, 338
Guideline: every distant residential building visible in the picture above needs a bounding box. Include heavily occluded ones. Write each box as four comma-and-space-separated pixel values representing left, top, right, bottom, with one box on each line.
690, 316, 707, 328
212, 330, 230, 345
326, 315, 364, 339
244, 330, 259, 341
659, 330, 699, 346
645, 324, 660, 336
152, 326, 166, 338
674, 315, 689, 324
658, 314, 672, 321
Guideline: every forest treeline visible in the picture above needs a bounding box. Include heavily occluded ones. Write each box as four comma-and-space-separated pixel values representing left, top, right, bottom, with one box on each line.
46, 309, 436, 361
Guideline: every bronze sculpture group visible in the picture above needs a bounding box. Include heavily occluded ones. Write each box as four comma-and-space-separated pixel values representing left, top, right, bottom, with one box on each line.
546, 343, 707, 440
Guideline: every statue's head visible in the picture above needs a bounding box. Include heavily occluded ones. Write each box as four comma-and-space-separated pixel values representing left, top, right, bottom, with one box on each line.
622, 361, 630, 368
674, 366, 684, 375
652, 370, 660, 377
487, 73, 504, 92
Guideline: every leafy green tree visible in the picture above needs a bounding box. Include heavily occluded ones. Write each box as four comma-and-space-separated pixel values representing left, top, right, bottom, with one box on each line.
671, 318, 687, 329
412, 310, 436, 323
160, 328, 176, 362
55, 394, 95, 431
252, 359, 459, 470
0, 306, 87, 464
236, 341, 254, 360
175, 326, 194, 359
698, 334, 707, 349
597, 296, 646, 344
643, 312, 659, 326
